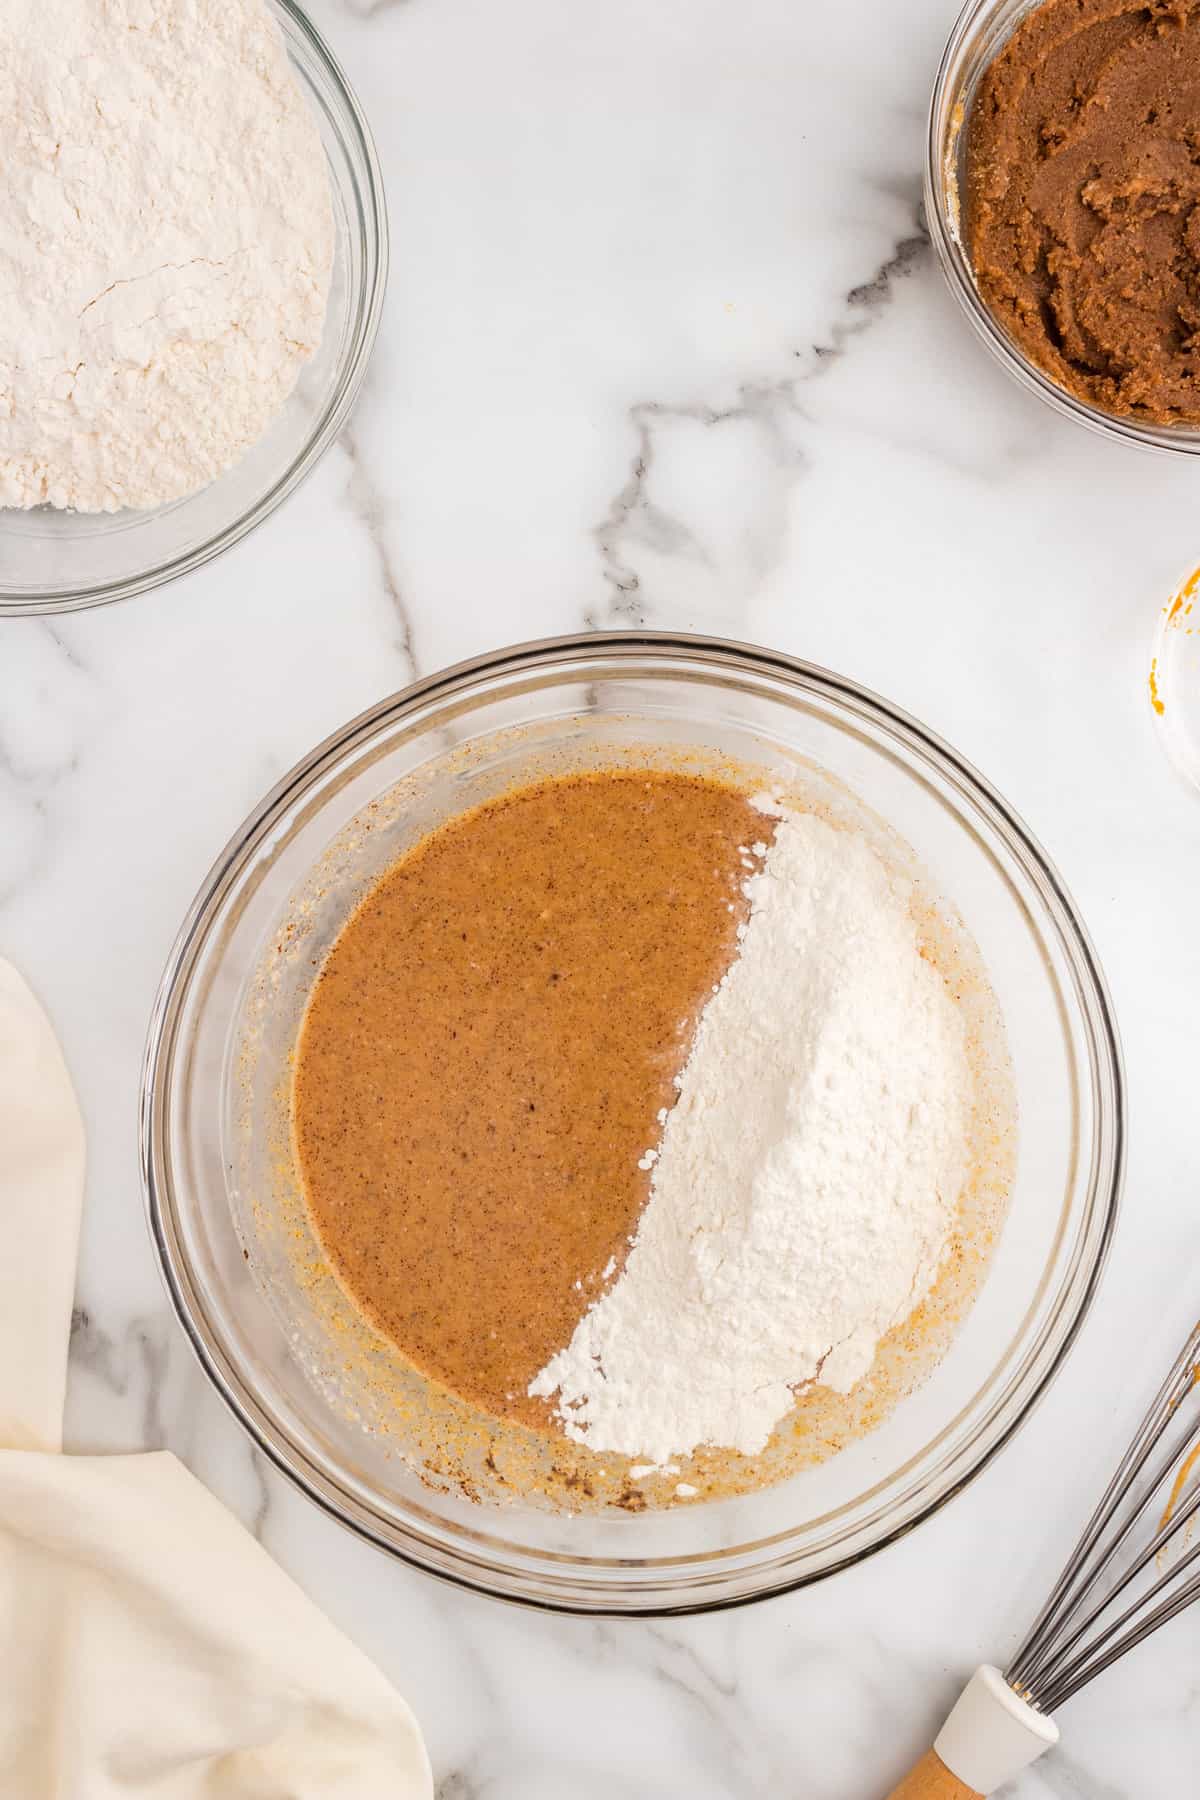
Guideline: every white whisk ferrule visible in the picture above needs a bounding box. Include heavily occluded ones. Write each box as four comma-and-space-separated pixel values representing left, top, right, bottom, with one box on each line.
934, 1665, 1059, 1795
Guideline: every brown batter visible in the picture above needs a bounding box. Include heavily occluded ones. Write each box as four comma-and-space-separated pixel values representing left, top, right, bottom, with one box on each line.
292, 769, 764, 1429
965, 0, 1200, 423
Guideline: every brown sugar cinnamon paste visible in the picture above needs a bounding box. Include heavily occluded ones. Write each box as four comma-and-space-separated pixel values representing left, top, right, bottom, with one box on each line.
292, 768, 767, 1429
964, 0, 1200, 424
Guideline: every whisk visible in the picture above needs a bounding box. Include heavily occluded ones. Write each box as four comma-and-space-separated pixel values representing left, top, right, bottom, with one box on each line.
886, 1321, 1200, 1798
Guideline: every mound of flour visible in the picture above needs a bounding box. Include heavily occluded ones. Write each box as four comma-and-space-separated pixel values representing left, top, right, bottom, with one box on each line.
529, 807, 972, 1466
0, 0, 333, 512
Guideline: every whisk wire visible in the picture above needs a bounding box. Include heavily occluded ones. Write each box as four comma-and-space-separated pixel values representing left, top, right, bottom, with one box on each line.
1040, 1558, 1200, 1710
1013, 1405, 1200, 1695
1006, 1323, 1200, 1707
1035, 1487, 1200, 1710
1007, 1336, 1191, 1689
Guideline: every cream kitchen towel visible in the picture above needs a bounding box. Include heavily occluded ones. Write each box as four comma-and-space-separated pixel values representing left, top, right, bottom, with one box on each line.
0, 959, 433, 1799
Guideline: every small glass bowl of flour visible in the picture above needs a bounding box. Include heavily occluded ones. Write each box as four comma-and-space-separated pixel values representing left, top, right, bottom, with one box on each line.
0, 0, 386, 615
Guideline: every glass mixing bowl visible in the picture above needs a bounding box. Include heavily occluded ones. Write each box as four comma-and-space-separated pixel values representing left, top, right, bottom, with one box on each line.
0, 0, 387, 615
927, 0, 1200, 456
141, 634, 1124, 1614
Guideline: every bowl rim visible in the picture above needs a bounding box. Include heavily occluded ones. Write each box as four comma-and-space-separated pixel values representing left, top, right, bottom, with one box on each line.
0, 0, 389, 617
926, 0, 1200, 458
141, 630, 1125, 1614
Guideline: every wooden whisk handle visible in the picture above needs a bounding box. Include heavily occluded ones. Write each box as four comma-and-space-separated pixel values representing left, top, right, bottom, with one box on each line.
884, 1667, 1058, 1798
885, 1749, 981, 1799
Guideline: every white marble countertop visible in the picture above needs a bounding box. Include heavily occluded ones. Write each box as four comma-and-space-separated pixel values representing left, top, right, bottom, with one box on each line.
5, 0, 1200, 1791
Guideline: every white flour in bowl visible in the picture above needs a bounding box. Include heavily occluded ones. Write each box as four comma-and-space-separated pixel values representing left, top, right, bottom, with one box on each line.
529, 805, 972, 1467
0, 0, 333, 512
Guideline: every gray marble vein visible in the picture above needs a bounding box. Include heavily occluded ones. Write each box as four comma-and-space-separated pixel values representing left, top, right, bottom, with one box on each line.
133, 1321, 170, 1447
37, 618, 92, 674
68, 1310, 175, 1446
810, 228, 929, 369
589, 403, 704, 624
331, 0, 411, 17
436, 1772, 479, 1800
588, 215, 928, 630
642, 1621, 740, 1704
1018, 1747, 1128, 1798
0, 620, 102, 908
340, 425, 422, 679
69, 1307, 128, 1398
588, 381, 810, 630
244, 1442, 273, 1544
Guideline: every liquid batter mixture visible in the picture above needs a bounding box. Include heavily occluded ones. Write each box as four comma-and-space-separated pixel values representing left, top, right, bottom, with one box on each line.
293, 769, 765, 1428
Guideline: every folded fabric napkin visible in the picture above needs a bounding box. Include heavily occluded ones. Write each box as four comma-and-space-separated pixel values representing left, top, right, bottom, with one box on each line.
0, 959, 432, 1798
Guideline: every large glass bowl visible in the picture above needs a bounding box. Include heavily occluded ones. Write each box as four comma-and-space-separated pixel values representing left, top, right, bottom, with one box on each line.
141, 634, 1123, 1613
0, 0, 387, 615
927, 0, 1200, 456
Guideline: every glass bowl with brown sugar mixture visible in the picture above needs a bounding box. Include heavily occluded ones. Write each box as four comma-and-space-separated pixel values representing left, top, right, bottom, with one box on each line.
143, 634, 1123, 1612
929, 0, 1200, 453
